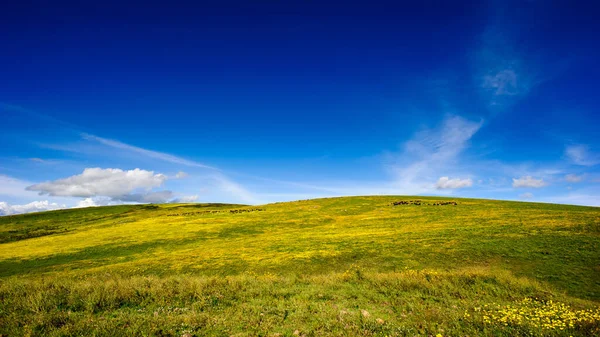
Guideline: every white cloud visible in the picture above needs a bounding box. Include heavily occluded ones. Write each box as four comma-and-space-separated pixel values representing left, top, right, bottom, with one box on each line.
75, 198, 100, 208
520, 192, 533, 199
26, 168, 169, 201
512, 176, 548, 188
21, 168, 220, 206
0, 174, 38, 199
172, 195, 198, 203
0, 200, 66, 216
175, 171, 188, 179
435, 177, 473, 189
565, 174, 584, 183
79, 134, 262, 203
388, 115, 482, 193
565, 145, 598, 166
74, 197, 123, 208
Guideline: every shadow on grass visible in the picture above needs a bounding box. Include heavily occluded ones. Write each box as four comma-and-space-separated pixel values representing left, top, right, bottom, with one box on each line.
0, 234, 209, 277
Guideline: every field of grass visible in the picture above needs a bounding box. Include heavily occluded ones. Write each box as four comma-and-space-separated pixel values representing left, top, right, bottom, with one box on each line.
0, 196, 599, 336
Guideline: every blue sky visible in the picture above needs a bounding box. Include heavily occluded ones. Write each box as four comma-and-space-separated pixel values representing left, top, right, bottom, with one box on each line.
1, 0, 600, 214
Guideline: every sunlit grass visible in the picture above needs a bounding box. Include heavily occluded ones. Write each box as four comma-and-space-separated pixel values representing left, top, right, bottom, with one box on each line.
0, 196, 599, 336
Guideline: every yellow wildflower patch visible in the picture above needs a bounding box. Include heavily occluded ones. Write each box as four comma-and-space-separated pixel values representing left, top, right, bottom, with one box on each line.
482, 298, 600, 332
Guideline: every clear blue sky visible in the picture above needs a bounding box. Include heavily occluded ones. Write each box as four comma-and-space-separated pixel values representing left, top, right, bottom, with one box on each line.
1, 0, 599, 214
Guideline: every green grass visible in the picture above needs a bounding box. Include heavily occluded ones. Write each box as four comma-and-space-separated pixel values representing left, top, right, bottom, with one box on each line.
0, 196, 599, 336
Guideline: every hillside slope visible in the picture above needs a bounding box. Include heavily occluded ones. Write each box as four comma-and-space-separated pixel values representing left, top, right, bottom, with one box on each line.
1, 196, 599, 336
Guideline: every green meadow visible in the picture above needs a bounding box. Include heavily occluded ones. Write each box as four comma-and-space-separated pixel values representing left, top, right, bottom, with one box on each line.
0, 196, 599, 336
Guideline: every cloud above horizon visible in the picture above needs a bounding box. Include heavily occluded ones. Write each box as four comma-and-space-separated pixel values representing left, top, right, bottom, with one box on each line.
388, 115, 483, 193
76, 134, 262, 204
26, 168, 174, 203
512, 176, 548, 188
435, 177, 473, 189
565, 145, 599, 166
0, 200, 65, 216
0, 174, 38, 199
565, 174, 584, 183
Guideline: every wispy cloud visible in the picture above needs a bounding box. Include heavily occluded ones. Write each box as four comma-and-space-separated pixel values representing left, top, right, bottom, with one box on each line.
471, 1, 554, 111
387, 115, 483, 194
80, 133, 346, 202
82, 134, 218, 170
1, 102, 84, 133
84, 136, 273, 204
476, 31, 535, 109
175, 171, 188, 179
79, 133, 338, 203
565, 144, 599, 166
36, 131, 264, 204
435, 177, 473, 189
565, 174, 584, 183
520, 192, 533, 199
512, 176, 548, 188
210, 173, 262, 204
0, 174, 39, 199
2, 104, 337, 205
481, 68, 529, 99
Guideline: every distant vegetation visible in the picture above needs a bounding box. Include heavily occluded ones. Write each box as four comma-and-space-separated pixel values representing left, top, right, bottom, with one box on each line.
0, 196, 599, 336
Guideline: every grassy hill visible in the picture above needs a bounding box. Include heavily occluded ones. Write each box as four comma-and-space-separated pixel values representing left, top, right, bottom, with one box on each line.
0, 196, 599, 336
